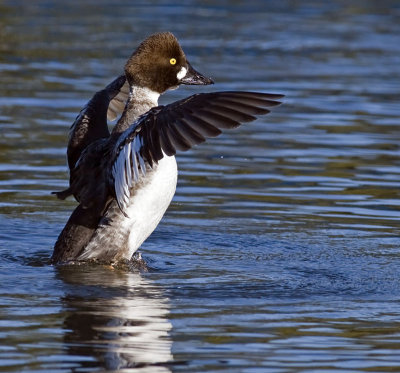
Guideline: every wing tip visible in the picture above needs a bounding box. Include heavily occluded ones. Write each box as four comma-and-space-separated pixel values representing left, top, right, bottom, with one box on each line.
51, 188, 72, 200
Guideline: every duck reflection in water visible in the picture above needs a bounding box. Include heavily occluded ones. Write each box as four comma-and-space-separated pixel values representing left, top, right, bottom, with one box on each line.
56, 264, 172, 371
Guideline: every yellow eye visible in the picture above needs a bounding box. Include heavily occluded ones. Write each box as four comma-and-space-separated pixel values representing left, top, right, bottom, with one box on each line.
170, 58, 176, 65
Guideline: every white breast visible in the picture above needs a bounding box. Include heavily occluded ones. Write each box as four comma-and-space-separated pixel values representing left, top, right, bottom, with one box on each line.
126, 154, 177, 257
78, 154, 177, 262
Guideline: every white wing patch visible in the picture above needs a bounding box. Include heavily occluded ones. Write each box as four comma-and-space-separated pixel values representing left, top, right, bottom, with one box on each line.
107, 80, 130, 122
112, 134, 148, 213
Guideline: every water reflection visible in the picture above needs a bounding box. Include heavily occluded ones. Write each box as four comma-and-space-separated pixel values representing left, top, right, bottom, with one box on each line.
56, 265, 172, 372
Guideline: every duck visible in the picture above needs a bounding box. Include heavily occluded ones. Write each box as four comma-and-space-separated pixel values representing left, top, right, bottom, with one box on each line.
51, 32, 283, 264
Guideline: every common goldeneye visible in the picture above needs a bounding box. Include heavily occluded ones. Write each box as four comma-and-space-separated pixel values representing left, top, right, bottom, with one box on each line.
52, 32, 283, 264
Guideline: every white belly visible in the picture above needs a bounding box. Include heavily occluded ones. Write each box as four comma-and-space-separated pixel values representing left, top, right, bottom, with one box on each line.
78, 155, 177, 262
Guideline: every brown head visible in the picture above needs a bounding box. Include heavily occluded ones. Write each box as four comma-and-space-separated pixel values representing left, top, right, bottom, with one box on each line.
124, 32, 213, 93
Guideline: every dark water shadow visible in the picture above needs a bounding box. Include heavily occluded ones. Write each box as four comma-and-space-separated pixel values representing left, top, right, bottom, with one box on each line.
55, 264, 173, 372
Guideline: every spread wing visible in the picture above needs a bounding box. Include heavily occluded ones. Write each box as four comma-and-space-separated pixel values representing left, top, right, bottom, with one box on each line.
53, 75, 128, 202
111, 91, 284, 211
67, 74, 127, 170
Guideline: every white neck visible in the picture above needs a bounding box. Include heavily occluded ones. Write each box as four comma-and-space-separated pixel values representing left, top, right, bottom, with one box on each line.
129, 86, 160, 106
112, 85, 160, 134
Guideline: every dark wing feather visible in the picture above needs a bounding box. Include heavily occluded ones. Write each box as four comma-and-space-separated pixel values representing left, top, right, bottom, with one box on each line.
158, 116, 176, 156
206, 104, 258, 122
111, 91, 283, 211
165, 119, 192, 151
63, 138, 112, 214
174, 118, 207, 145
213, 98, 271, 116
145, 116, 164, 161
184, 112, 223, 136
192, 108, 241, 129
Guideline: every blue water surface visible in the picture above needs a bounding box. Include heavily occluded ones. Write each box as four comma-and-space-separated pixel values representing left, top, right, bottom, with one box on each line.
1, 1, 400, 372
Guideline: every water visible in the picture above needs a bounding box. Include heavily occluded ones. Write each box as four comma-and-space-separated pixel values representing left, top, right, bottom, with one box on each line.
1, 0, 400, 371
